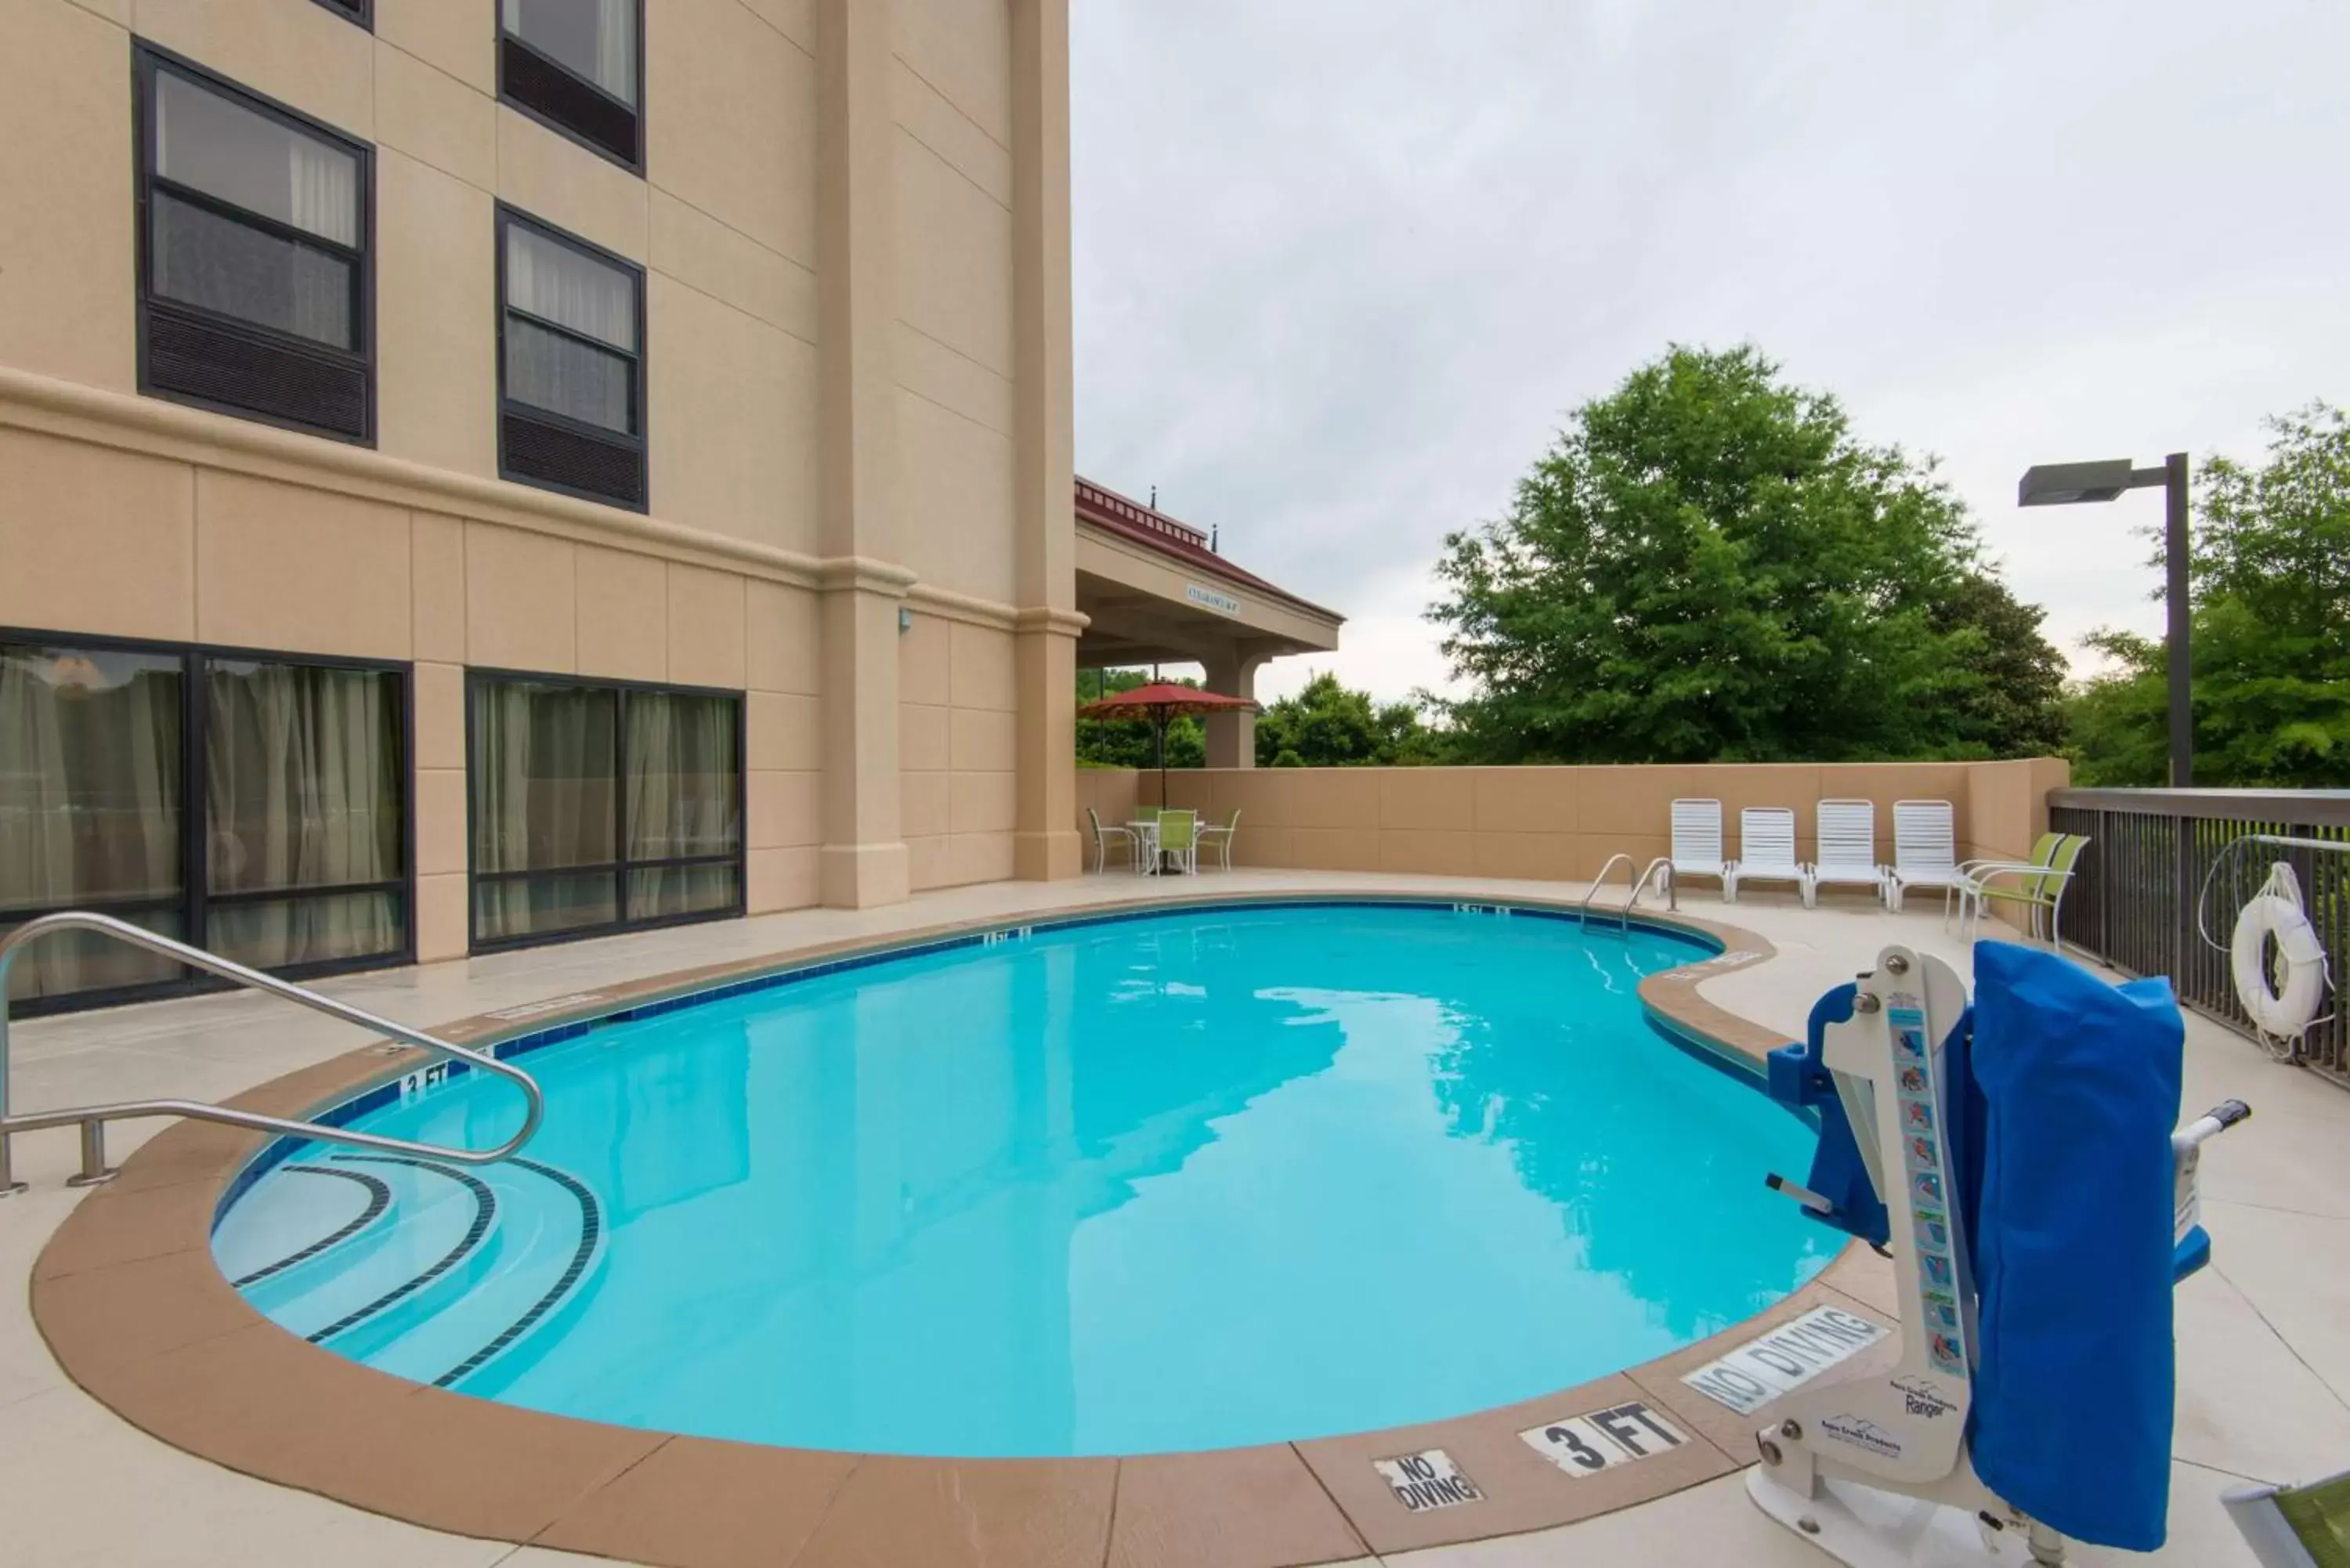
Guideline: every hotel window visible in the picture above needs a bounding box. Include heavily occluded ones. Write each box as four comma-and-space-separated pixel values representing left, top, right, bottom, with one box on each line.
135, 48, 372, 442
497, 210, 647, 510
312, 0, 371, 25
468, 674, 743, 951
500, 0, 642, 168
0, 635, 409, 1013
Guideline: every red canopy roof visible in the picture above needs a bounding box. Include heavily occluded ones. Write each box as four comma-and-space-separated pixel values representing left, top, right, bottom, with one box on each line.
1077, 682, 1258, 719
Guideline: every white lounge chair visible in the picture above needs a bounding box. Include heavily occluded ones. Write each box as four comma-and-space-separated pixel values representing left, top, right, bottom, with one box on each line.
1726, 807, 1815, 906
1885, 798, 1965, 922
1086, 807, 1138, 874
1812, 798, 1888, 903
1669, 798, 1730, 899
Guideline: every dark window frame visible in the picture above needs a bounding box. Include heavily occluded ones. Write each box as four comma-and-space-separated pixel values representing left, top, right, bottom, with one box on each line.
464, 667, 747, 957
0, 625, 415, 1018
494, 205, 649, 512
132, 42, 376, 445
311, 0, 372, 27
497, 0, 645, 173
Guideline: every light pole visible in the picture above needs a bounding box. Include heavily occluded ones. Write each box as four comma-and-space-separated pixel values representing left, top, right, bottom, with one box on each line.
2018, 453, 2193, 787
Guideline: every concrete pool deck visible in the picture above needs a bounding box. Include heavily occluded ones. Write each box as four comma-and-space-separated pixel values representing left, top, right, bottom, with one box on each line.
3, 870, 2346, 1566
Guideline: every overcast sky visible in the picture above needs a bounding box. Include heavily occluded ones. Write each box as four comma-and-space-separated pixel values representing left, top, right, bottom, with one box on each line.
1069, 1, 2350, 704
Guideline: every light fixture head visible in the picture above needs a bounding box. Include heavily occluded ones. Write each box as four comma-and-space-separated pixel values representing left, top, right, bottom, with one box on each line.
2018, 458, 2136, 507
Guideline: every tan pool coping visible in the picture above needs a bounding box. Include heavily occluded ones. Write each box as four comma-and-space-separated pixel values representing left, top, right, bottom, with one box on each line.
31, 887, 1896, 1568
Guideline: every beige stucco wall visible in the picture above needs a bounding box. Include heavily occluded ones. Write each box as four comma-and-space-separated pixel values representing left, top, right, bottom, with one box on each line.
0, 425, 829, 959
900, 612, 1019, 891
1076, 761, 2073, 891
888, 0, 1018, 605
0, 0, 1086, 974
0, 0, 826, 554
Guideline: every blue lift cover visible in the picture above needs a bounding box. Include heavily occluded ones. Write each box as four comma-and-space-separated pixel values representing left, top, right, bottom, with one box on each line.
1967, 941, 2184, 1552
1767, 983, 1889, 1248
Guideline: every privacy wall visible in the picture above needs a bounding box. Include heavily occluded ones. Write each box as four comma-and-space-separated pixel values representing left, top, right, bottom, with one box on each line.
1076, 760, 2073, 889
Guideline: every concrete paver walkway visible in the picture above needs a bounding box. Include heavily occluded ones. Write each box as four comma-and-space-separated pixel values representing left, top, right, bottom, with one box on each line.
2, 871, 2343, 1566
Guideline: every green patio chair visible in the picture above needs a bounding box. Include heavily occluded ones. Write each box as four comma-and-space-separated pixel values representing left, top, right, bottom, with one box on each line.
2225, 1467, 2350, 1567
1154, 809, 1199, 876
1954, 832, 2063, 931
1085, 807, 1139, 875
1196, 810, 1242, 871
1962, 833, 2089, 952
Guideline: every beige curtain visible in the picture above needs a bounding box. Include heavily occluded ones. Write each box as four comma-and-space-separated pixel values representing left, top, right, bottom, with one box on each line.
472, 680, 616, 940
624, 692, 739, 919
504, 223, 635, 432
502, 0, 638, 105
152, 68, 358, 348
204, 662, 400, 968
0, 645, 183, 1000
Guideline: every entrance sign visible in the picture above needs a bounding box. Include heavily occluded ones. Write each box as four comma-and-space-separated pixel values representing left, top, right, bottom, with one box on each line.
1184, 582, 1242, 617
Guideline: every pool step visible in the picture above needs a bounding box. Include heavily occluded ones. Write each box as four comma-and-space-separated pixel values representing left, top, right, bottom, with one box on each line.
226, 1156, 499, 1346
218, 1151, 602, 1389
361, 1157, 604, 1389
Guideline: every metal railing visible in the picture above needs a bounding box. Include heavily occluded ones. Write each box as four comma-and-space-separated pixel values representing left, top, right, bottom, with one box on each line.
0, 911, 544, 1195
1580, 854, 1672, 931
2050, 789, 2350, 1090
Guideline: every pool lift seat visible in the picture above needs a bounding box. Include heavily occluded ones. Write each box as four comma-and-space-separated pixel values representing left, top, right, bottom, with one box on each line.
1748, 942, 2249, 1566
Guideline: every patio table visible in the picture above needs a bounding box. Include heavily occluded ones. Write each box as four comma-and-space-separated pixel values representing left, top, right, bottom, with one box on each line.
1126, 820, 1163, 875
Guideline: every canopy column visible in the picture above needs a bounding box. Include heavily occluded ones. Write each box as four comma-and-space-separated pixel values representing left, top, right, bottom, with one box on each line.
1202, 649, 1267, 770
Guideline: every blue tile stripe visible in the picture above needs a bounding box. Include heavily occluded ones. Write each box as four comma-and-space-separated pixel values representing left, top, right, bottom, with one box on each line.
302, 1155, 494, 1343
431, 1157, 604, 1388
227, 1165, 393, 1288
218, 894, 1725, 1228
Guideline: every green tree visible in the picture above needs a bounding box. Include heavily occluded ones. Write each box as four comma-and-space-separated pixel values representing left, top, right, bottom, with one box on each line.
1074, 667, 1204, 769
2068, 404, 2350, 787
1253, 672, 1450, 767
1427, 345, 2065, 764
1932, 571, 2070, 759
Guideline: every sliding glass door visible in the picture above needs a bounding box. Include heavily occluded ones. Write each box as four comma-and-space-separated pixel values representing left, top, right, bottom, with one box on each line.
204, 658, 406, 968
469, 671, 743, 949
0, 642, 189, 1000
0, 632, 409, 1011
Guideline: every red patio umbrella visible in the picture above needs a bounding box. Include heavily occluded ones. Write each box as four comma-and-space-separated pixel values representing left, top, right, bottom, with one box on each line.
1077, 681, 1259, 807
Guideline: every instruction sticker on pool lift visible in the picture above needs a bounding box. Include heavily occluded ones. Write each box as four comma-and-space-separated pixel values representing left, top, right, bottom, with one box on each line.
1520, 1400, 1689, 1477
1889, 996, 1971, 1381
1373, 1450, 1483, 1512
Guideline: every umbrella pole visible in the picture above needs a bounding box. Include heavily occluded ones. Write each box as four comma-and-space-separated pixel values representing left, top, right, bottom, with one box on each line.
1155, 710, 1168, 807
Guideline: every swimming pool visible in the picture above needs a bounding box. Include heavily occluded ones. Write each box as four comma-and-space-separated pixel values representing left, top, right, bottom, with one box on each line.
212, 900, 1834, 1458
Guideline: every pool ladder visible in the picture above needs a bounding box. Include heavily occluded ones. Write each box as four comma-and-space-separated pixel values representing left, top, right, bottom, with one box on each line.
1578, 854, 1674, 932
0, 911, 544, 1196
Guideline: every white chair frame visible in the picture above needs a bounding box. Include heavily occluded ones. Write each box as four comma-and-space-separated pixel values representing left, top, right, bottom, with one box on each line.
1812, 798, 1888, 903
1726, 807, 1816, 907
1195, 810, 1241, 872
1669, 797, 1730, 898
1884, 798, 1965, 923
1086, 807, 1139, 875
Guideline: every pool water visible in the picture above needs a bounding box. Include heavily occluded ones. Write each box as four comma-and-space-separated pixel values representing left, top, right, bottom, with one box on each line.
213, 902, 1834, 1458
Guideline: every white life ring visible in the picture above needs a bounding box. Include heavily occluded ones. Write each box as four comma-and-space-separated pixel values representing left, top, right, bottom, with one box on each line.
2231, 865, 2328, 1042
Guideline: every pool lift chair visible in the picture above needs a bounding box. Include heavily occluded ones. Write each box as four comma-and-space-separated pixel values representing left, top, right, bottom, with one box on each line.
1749, 941, 2249, 1566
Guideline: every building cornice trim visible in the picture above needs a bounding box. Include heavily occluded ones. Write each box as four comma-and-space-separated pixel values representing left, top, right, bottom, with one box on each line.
0, 366, 833, 589
1012, 605, 1089, 638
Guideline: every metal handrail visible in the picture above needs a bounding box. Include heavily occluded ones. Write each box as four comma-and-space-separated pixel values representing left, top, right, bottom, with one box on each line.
1618, 857, 1673, 928
0, 911, 544, 1196
1579, 854, 1676, 930
1578, 854, 1637, 928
